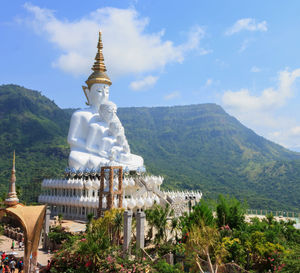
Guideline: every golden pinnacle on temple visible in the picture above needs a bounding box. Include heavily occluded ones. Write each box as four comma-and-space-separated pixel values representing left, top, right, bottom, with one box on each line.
11, 150, 16, 183
5, 150, 19, 206
85, 31, 112, 88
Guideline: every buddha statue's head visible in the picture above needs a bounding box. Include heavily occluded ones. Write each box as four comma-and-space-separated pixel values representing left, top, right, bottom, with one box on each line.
99, 101, 117, 123
84, 83, 109, 109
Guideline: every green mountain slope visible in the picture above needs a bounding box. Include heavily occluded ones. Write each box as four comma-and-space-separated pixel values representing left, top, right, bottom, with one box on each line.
118, 105, 300, 211
0, 84, 69, 202
0, 84, 299, 211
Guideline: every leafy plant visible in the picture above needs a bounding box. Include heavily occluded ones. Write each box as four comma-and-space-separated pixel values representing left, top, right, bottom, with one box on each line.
216, 195, 246, 230
48, 226, 71, 244
153, 259, 184, 273
185, 223, 227, 273
180, 201, 215, 237
145, 203, 174, 244
279, 244, 300, 272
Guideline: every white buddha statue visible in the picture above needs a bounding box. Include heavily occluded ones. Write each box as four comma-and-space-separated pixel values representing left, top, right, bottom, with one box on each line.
67, 31, 144, 170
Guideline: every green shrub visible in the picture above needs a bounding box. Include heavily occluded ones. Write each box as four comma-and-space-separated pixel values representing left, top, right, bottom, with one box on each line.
153, 260, 184, 273
48, 226, 71, 244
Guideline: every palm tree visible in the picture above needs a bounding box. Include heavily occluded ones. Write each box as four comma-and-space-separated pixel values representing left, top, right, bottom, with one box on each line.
145, 204, 174, 245
145, 207, 156, 242
113, 210, 123, 245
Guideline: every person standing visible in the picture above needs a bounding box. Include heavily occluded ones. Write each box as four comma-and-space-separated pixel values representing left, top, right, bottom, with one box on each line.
46, 260, 51, 273
3, 257, 9, 267
9, 258, 16, 273
1, 252, 6, 266
16, 260, 23, 273
3, 264, 10, 273
11, 240, 15, 251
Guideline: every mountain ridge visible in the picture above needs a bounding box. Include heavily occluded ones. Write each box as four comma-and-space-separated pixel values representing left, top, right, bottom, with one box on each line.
0, 84, 299, 211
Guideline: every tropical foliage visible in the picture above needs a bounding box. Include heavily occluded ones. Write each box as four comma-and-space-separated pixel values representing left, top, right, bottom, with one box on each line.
50, 208, 181, 273
145, 203, 174, 244
49, 196, 300, 272
145, 196, 300, 272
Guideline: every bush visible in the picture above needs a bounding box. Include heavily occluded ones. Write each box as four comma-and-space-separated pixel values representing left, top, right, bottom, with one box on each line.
279, 244, 300, 272
216, 195, 246, 230
153, 260, 184, 273
48, 226, 71, 244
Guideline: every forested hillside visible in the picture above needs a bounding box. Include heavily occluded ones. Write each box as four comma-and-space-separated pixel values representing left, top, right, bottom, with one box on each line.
118, 105, 300, 211
0, 84, 300, 211
0, 84, 69, 201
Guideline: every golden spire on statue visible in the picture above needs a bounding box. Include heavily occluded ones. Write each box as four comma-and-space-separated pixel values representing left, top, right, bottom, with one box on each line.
85, 31, 112, 88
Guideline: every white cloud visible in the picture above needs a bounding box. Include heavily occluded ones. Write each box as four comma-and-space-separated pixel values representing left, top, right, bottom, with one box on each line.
290, 126, 300, 136
222, 68, 300, 149
164, 91, 180, 100
251, 66, 261, 73
23, 3, 208, 79
223, 69, 300, 112
129, 75, 158, 91
225, 18, 267, 36
267, 126, 300, 151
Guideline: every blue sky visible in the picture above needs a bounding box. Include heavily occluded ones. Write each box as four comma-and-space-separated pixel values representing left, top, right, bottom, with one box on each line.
1, 1, 300, 151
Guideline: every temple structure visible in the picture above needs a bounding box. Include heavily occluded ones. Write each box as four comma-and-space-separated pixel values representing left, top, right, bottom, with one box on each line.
5, 150, 19, 206
1, 152, 46, 273
39, 32, 202, 219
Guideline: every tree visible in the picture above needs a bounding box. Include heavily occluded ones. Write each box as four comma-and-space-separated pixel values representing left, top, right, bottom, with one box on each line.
180, 201, 215, 236
145, 204, 174, 244
280, 244, 300, 272
185, 223, 227, 273
112, 210, 123, 245
216, 195, 245, 230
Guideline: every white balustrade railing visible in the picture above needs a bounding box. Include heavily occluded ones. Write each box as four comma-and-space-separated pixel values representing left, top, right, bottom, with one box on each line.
40, 176, 202, 211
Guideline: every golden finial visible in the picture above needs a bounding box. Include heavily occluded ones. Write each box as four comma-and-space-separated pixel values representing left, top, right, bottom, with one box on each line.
12, 150, 15, 172
92, 31, 106, 72
11, 150, 16, 183
85, 31, 112, 88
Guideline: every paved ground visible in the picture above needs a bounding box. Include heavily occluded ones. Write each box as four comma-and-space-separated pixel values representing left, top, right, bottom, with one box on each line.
0, 235, 51, 266
0, 220, 86, 267
60, 219, 86, 233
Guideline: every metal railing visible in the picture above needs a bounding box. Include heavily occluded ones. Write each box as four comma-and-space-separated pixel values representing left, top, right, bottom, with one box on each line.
247, 209, 299, 219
